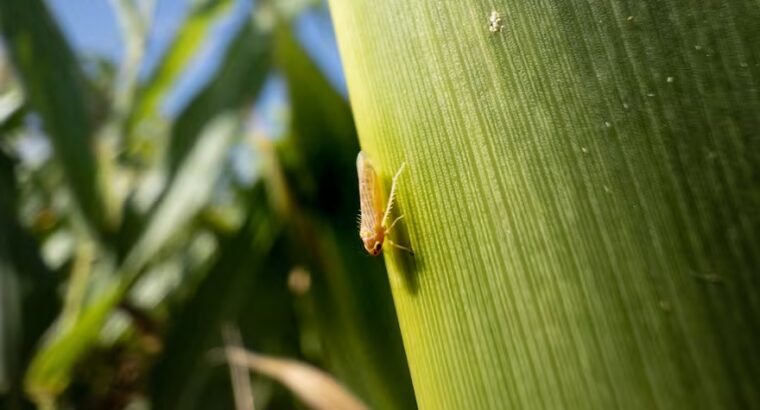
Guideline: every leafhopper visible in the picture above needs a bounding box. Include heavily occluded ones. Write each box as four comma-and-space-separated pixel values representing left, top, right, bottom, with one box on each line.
356, 151, 412, 256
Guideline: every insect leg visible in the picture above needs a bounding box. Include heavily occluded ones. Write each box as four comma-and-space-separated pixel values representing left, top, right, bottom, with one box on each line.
385, 214, 405, 234
382, 162, 406, 227
386, 238, 414, 254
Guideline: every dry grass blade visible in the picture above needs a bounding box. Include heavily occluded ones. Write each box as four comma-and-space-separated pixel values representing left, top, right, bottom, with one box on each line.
219, 347, 368, 410
221, 324, 255, 410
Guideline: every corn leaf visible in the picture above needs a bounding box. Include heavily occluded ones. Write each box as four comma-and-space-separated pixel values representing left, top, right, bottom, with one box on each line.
124, 113, 241, 271
328, 0, 760, 408
126, 0, 233, 135
166, 19, 271, 177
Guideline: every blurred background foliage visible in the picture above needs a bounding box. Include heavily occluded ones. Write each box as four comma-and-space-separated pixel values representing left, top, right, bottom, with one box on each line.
0, 0, 415, 408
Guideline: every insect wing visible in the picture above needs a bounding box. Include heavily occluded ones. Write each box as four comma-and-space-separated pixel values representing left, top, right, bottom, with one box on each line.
356, 152, 384, 237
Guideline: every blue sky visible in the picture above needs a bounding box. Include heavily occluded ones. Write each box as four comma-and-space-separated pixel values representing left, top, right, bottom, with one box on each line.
44, 0, 347, 117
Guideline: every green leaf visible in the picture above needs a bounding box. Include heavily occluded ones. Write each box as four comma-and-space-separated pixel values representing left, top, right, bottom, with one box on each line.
124, 113, 241, 271
126, 0, 233, 137
24, 112, 242, 404
0, 152, 58, 407
0, 178, 22, 397
0, 89, 26, 136
329, 0, 760, 408
149, 184, 281, 410
110, 0, 153, 120
0, 0, 113, 232
116, 12, 272, 260
275, 25, 358, 218
125, 10, 272, 270
24, 282, 124, 406
165, 18, 272, 177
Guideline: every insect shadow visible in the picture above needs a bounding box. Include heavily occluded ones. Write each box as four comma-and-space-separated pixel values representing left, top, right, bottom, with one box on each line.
385, 198, 422, 295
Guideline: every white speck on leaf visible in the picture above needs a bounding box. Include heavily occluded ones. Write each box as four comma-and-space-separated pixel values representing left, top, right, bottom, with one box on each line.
489, 10, 504, 33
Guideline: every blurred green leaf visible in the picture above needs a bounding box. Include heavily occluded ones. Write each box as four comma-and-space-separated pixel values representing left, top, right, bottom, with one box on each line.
0, 152, 58, 408
24, 282, 124, 406
0, 174, 22, 398
0, 89, 25, 136
268, 0, 322, 20
126, 0, 232, 139
124, 113, 241, 271
0, 272, 19, 399
106, 0, 155, 156
23, 5, 274, 401
149, 184, 281, 410
275, 25, 358, 220
24, 111, 241, 404
0, 0, 114, 232
165, 19, 272, 177
121, 11, 273, 268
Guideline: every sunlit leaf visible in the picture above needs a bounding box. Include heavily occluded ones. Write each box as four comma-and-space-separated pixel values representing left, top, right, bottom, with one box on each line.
24, 282, 123, 405
328, 0, 760, 408
124, 112, 240, 271
165, 19, 272, 177
126, 0, 233, 138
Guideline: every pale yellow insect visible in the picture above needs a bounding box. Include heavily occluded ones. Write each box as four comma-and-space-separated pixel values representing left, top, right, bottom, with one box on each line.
357, 151, 412, 256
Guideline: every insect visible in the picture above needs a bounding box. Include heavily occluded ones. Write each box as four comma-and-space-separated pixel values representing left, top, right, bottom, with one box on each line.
357, 151, 413, 256
488, 10, 504, 33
